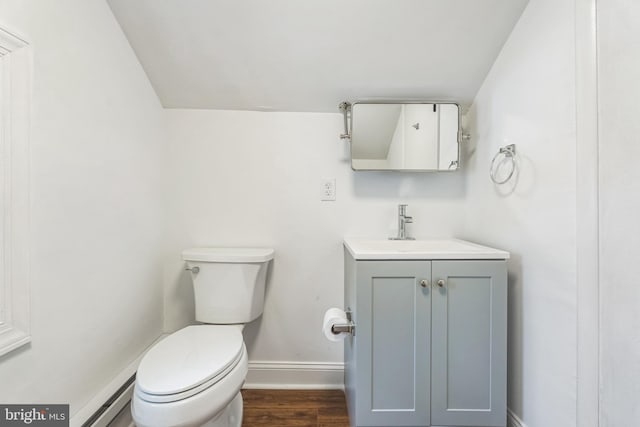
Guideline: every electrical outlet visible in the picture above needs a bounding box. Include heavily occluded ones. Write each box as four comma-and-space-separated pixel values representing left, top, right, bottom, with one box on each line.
321, 178, 336, 201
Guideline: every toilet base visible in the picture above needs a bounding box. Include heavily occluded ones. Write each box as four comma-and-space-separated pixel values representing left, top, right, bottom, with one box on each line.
202, 392, 243, 427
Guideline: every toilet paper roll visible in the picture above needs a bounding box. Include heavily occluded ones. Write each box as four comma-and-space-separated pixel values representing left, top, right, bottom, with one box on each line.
323, 307, 349, 342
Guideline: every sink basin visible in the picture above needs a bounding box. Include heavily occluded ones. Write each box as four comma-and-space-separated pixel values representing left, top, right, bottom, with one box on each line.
343, 238, 510, 260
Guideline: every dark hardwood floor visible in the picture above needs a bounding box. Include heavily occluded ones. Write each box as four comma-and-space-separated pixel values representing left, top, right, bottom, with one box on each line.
241, 389, 350, 427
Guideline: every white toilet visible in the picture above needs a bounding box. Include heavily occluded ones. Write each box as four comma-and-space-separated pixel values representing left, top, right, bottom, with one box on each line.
132, 247, 274, 427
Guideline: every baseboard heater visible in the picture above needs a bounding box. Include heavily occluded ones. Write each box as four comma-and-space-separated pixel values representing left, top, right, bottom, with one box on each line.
81, 374, 136, 427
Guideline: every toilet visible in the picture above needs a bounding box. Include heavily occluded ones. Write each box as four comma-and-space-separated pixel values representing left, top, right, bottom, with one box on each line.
132, 247, 274, 427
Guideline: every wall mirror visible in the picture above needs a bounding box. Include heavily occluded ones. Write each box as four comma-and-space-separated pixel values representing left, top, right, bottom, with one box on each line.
345, 102, 461, 171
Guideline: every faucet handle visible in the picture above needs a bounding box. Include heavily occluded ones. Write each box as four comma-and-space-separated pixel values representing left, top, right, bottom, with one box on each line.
404, 216, 413, 223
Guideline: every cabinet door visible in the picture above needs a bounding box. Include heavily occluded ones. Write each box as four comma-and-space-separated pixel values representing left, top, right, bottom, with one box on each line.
431, 260, 507, 427
356, 261, 431, 426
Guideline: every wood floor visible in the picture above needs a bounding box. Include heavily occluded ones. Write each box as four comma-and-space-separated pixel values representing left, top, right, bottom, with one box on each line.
241, 389, 350, 427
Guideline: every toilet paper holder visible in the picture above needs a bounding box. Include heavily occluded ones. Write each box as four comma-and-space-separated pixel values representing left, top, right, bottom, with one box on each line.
331, 308, 356, 336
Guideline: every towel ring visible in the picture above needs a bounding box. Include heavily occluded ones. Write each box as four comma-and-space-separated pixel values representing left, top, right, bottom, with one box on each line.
490, 144, 516, 184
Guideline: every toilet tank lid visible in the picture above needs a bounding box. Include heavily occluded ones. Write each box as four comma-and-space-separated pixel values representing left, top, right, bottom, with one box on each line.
182, 247, 274, 263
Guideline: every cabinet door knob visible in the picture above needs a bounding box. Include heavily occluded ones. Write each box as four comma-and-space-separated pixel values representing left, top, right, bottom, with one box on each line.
437, 279, 446, 288
420, 279, 429, 288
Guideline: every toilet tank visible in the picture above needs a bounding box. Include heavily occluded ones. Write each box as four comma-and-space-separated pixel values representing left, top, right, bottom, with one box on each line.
182, 247, 274, 324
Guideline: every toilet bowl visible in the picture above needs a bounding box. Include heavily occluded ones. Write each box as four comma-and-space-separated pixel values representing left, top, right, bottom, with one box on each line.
133, 326, 247, 427
132, 247, 274, 427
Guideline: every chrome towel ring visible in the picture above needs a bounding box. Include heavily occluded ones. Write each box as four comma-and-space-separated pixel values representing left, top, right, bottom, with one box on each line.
490, 144, 516, 184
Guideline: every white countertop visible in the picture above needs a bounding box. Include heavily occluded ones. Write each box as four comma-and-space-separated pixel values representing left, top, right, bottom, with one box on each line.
343, 237, 510, 260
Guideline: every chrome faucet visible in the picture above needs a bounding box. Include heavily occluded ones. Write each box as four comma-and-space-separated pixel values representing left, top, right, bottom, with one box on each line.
389, 204, 415, 240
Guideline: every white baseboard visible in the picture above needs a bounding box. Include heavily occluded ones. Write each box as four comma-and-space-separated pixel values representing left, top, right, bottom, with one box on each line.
88, 383, 134, 427
243, 361, 344, 390
507, 408, 528, 427
71, 334, 168, 427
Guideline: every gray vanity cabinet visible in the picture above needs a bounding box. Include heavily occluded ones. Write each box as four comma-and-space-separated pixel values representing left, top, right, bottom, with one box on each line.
349, 260, 432, 427
430, 260, 507, 427
344, 254, 507, 427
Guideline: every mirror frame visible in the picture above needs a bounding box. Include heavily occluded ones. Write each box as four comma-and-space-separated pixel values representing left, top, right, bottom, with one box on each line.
347, 101, 462, 172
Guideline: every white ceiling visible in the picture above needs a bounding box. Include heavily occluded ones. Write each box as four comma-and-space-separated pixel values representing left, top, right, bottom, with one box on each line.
107, 0, 528, 112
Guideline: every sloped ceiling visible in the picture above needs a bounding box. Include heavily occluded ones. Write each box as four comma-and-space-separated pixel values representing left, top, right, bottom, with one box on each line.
107, 0, 528, 112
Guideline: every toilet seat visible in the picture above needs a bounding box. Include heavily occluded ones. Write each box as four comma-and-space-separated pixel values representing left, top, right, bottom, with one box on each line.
136, 325, 244, 403
132, 342, 248, 427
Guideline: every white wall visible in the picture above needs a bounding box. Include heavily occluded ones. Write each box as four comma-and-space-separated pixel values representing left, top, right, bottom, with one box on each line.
597, 1, 640, 425
463, 0, 577, 426
0, 0, 166, 418
164, 109, 467, 374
